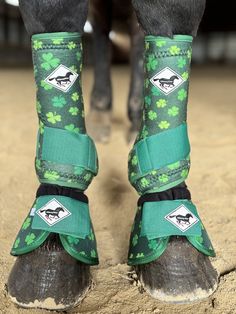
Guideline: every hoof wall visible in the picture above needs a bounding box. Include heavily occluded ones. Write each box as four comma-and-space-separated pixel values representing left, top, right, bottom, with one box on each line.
135, 237, 218, 304
87, 109, 111, 143
7, 234, 91, 310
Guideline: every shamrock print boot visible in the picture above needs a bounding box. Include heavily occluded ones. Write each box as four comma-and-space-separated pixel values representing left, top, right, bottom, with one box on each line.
7, 33, 99, 310
127, 36, 218, 303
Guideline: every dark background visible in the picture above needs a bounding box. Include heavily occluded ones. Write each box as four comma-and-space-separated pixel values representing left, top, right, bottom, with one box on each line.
0, 0, 236, 66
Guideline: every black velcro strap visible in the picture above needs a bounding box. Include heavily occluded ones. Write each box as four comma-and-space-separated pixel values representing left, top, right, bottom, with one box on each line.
36, 184, 88, 204
138, 183, 191, 207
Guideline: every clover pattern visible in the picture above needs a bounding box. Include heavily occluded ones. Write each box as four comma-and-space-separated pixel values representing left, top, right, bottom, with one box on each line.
33, 36, 91, 187
129, 37, 192, 195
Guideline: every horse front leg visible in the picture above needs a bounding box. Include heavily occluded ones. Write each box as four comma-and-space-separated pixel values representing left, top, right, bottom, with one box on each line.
127, 0, 218, 303
7, 0, 99, 310
86, 0, 113, 143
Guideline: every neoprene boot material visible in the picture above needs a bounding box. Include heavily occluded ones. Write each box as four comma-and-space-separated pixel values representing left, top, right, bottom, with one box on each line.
11, 33, 99, 265
128, 35, 215, 266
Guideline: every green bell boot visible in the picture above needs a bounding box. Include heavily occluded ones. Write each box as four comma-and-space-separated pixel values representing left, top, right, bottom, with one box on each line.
128, 35, 218, 303
8, 32, 99, 310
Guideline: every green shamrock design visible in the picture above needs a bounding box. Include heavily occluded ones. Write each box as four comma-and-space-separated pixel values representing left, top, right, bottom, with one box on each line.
41, 53, 60, 71
39, 121, 44, 134
158, 121, 170, 129
132, 234, 138, 247
195, 236, 204, 244
145, 42, 150, 50
91, 250, 97, 258
156, 99, 167, 108
67, 236, 80, 245
178, 89, 187, 101
71, 92, 79, 101
177, 57, 186, 68
141, 178, 150, 187
25, 233, 36, 245
33, 40, 43, 50
148, 110, 157, 121
136, 253, 144, 258
155, 40, 166, 48
65, 124, 80, 133
158, 174, 169, 183
69, 107, 79, 116
148, 239, 158, 250
84, 173, 92, 182
182, 72, 189, 81
14, 238, 20, 249
52, 96, 67, 108
168, 106, 179, 117
131, 155, 138, 166
169, 45, 181, 55
52, 38, 64, 45
22, 217, 31, 230
41, 80, 53, 90
44, 170, 60, 181
167, 161, 180, 170
70, 65, 78, 73
187, 49, 192, 59
35, 159, 41, 170
46, 112, 61, 124
147, 54, 158, 71
181, 169, 189, 178
68, 41, 76, 50
88, 232, 95, 241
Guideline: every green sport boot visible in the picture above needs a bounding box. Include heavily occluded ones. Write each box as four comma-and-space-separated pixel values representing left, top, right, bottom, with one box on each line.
127, 35, 218, 303
8, 32, 99, 310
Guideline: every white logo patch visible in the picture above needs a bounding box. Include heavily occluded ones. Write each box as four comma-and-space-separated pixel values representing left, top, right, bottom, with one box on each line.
150, 67, 184, 95
45, 64, 78, 92
165, 205, 199, 232
36, 198, 71, 226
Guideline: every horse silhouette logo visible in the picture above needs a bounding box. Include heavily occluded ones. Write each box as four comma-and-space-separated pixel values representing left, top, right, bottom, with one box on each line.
48, 71, 74, 87
37, 199, 71, 226
165, 205, 199, 232
45, 64, 78, 92
154, 75, 179, 89
40, 207, 65, 221
150, 67, 184, 95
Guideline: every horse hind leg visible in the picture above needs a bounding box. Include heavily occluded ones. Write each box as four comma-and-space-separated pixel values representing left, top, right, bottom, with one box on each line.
86, 0, 113, 143
127, 11, 144, 143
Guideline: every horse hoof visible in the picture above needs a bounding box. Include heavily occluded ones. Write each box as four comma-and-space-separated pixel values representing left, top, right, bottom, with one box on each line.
127, 126, 138, 144
87, 109, 111, 143
7, 234, 91, 310
135, 236, 218, 304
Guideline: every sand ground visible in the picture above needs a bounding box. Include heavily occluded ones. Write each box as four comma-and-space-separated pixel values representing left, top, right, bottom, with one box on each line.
0, 66, 235, 314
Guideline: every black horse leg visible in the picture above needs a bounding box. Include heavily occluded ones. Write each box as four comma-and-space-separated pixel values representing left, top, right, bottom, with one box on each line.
7, 0, 93, 310
127, 12, 144, 143
130, 0, 218, 303
86, 0, 112, 143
